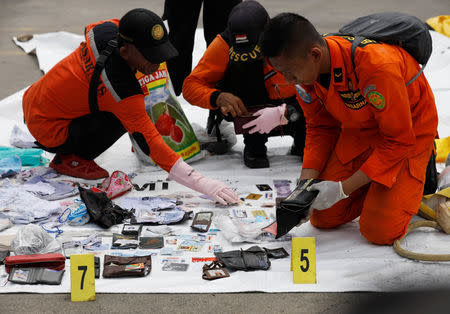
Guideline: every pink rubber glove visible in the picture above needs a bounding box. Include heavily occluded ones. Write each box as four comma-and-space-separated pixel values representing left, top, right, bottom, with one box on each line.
168, 158, 240, 205
242, 103, 288, 134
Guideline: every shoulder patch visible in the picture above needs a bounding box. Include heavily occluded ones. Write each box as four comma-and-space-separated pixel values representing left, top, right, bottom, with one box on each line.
338, 89, 367, 110
333, 68, 343, 83
363, 84, 376, 97
296, 85, 312, 104
366, 90, 385, 110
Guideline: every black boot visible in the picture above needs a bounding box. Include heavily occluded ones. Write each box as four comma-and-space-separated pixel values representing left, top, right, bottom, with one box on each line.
244, 147, 269, 168
243, 133, 269, 168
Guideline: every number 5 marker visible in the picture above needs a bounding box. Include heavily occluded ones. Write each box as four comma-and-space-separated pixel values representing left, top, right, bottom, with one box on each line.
291, 237, 316, 284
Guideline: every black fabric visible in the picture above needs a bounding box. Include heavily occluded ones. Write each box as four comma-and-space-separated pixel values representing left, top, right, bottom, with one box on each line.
276, 179, 321, 239
164, 0, 242, 95
89, 22, 143, 102
118, 9, 178, 64
215, 246, 271, 271
89, 39, 117, 113
423, 148, 438, 195
225, 0, 269, 52
131, 132, 150, 156
36, 111, 126, 160
78, 187, 133, 229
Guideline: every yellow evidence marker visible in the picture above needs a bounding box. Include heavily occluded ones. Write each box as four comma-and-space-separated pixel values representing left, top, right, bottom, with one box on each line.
291, 237, 316, 284
70, 254, 96, 302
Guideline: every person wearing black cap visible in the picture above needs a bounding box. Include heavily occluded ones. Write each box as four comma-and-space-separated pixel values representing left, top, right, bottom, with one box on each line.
163, 0, 242, 96
22, 8, 240, 205
183, 1, 306, 168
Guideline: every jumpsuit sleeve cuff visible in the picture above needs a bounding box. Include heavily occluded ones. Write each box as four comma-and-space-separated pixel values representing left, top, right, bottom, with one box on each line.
209, 90, 221, 108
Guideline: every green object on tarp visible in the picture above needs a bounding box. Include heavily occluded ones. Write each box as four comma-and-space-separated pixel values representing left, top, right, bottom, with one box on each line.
0, 147, 47, 167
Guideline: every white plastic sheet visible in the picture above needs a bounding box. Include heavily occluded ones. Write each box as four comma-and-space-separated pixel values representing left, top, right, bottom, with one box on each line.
0, 29, 450, 293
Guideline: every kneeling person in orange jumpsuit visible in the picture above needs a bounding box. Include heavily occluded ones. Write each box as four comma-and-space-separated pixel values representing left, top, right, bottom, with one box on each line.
261, 13, 438, 244
22, 8, 239, 205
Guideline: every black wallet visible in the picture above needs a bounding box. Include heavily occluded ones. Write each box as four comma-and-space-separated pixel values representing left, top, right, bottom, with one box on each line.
275, 179, 321, 239
8, 267, 65, 285
215, 246, 271, 271
95, 256, 100, 279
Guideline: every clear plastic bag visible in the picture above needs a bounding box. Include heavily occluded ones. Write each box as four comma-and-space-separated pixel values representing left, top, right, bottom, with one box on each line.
11, 224, 61, 255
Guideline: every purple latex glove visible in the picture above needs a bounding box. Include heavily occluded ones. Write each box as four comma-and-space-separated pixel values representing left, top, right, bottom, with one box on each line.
243, 103, 288, 134
168, 158, 240, 205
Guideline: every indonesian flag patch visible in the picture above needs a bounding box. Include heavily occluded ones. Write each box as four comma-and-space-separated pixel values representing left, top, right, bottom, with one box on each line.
235, 34, 249, 44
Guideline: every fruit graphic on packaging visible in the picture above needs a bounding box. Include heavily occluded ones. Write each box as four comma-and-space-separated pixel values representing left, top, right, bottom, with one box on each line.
155, 111, 173, 136
170, 125, 183, 143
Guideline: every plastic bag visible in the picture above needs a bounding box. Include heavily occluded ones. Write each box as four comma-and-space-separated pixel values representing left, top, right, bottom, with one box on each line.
11, 224, 61, 255
131, 63, 204, 165
0, 146, 47, 167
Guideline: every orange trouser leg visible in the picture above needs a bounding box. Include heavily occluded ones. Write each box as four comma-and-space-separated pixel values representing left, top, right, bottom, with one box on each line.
359, 160, 425, 245
309, 148, 428, 245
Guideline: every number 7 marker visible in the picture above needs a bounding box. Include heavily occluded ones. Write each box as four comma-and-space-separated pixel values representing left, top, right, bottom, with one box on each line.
291, 237, 316, 284
70, 254, 96, 302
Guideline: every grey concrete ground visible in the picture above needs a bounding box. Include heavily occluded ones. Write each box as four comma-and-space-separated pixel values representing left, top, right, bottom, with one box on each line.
0, 0, 449, 313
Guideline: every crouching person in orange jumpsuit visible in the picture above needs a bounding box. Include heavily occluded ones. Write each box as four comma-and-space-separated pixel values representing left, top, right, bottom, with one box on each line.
261, 13, 438, 244
22, 9, 239, 205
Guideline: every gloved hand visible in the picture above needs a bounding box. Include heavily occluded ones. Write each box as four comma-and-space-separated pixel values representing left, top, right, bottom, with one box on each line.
308, 181, 349, 210
242, 103, 288, 134
168, 158, 240, 205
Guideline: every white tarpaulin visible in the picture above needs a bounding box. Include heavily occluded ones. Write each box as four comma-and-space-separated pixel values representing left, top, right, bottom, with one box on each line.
0, 29, 450, 293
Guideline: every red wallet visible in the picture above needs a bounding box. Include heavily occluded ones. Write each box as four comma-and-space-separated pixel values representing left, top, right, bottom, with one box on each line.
4, 253, 66, 273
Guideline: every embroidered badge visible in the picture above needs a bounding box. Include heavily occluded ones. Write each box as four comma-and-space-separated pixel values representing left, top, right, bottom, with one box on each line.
296, 85, 312, 104
366, 90, 386, 110
152, 24, 164, 40
235, 34, 249, 44
333, 68, 343, 83
363, 84, 376, 97
338, 89, 367, 110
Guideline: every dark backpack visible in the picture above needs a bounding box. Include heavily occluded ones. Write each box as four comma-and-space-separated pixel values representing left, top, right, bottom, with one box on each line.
338, 12, 433, 86
339, 12, 437, 194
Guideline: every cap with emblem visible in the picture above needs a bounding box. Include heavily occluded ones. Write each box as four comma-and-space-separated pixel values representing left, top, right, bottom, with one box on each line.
227, 1, 269, 53
119, 8, 178, 64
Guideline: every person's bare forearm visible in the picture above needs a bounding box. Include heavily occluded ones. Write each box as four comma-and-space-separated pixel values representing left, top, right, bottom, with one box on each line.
341, 169, 371, 196
300, 168, 320, 180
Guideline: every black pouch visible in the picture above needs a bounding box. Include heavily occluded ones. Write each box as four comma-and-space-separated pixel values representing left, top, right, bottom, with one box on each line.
275, 179, 321, 238
79, 187, 133, 228
215, 246, 271, 271
112, 233, 139, 250
139, 236, 164, 249
264, 247, 289, 259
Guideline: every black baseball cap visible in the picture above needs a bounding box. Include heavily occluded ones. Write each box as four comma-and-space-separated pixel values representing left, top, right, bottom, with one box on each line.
119, 8, 178, 64
227, 1, 269, 53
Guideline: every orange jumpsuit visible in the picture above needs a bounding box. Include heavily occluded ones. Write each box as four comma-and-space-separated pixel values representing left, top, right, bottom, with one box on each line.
298, 36, 438, 244
22, 19, 180, 172
182, 34, 298, 109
